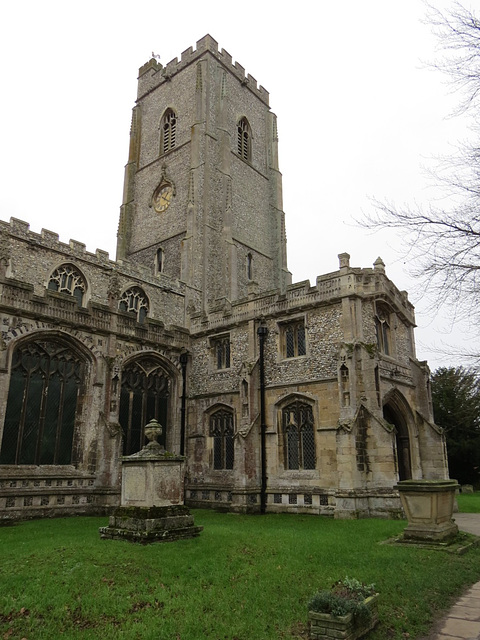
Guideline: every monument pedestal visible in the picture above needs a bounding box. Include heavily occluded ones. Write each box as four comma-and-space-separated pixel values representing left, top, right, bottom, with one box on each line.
396, 479, 459, 543
99, 419, 202, 543
100, 504, 202, 543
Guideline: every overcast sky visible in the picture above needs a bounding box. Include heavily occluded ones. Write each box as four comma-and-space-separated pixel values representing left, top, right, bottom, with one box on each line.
1, 0, 477, 370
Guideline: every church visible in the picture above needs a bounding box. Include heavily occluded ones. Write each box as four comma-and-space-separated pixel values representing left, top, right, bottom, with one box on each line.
0, 35, 448, 520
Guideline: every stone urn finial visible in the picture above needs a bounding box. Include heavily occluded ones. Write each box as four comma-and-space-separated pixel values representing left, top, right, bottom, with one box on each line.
144, 418, 164, 451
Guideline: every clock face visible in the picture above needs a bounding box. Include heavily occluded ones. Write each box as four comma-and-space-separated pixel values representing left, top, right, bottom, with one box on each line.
153, 185, 173, 213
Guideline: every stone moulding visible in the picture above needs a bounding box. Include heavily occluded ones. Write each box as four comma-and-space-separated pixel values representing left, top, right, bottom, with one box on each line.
309, 594, 379, 640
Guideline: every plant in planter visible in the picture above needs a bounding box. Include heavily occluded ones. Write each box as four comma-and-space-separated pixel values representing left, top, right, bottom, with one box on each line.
308, 577, 378, 640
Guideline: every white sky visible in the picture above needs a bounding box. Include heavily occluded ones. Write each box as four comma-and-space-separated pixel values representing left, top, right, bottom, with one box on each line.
0, 0, 477, 370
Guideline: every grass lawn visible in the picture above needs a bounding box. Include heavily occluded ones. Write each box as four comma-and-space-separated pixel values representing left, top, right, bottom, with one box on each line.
1, 511, 480, 640
457, 491, 480, 513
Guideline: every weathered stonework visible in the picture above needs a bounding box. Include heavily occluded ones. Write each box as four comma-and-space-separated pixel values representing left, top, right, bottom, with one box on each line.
0, 36, 449, 522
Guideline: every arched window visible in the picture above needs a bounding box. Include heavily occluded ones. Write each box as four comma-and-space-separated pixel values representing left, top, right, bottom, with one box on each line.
209, 409, 234, 470
375, 305, 391, 355
237, 117, 251, 161
247, 253, 253, 280
156, 248, 164, 274
119, 287, 149, 323
119, 359, 169, 455
282, 401, 315, 470
47, 264, 86, 306
160, 109, 177, 155
340, 364, 350, 407
0, 338, 86, 465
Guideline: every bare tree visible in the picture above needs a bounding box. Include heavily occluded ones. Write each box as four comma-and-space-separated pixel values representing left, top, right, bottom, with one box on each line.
364, 2, 480, 322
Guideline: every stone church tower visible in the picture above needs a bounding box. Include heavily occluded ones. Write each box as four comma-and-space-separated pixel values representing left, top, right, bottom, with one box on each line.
0, 36, 448, 520
117, 34, 291, 316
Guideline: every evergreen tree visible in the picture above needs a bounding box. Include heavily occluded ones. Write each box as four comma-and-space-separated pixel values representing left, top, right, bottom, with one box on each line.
431, 366, 480, 486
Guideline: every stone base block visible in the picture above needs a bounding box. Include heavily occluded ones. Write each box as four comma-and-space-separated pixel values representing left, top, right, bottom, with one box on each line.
402, 520, 459, 543
99, 505, 203, 543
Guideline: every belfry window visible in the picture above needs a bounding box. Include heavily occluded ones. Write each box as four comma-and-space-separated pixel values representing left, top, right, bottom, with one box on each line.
48, 264, 86, 306
281, 320, 306, 358
160, 109, 177, 154
237, 117, 251, 161
282, 401, 316, 470
209, 409, 234, 470
119, 287, 149, 323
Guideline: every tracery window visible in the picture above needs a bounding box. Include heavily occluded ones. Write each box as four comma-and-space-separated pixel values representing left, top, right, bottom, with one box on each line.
375, 305, 391, 355
282, 401, 315, 470
47, 264, 86, 306
119, 287, 149, 323
0, 339, 85, 465
212, 335, 231, 369
209, 409, 234, 470
119, 359, 169, 455
237, 117, 251, 161
281, 320, 306, 358
160, 108, 177, 155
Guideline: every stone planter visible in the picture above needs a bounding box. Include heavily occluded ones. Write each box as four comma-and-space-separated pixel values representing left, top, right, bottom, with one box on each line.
396, 479, 459, 543
309, 594, 379, 640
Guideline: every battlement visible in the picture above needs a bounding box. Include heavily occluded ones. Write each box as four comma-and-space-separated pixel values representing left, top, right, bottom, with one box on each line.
2, 217, 114, 267
1, 217, 185, 295
137, 34, 270, 106
190, 256, 415, 334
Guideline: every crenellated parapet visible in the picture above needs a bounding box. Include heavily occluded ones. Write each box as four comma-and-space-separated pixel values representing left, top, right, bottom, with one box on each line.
137, 34, 270, 106
1, 217, 185, 297
189, 255, 416, 334
2, 217, 114, 267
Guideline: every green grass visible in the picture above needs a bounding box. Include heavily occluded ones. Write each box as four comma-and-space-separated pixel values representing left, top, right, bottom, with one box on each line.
457, 491, 480, 513
1, 511, 479, 640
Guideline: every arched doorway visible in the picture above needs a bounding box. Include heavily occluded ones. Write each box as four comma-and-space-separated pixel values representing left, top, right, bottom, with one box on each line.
119, 357, 171, 455
0, 337, 87, 465
383, 403, 412, 481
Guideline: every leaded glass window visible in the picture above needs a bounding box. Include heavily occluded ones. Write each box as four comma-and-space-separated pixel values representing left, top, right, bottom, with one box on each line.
119, 287, 149, 323
119, 359, 169, 456
213, 336, 230, 369
283, 401, 315, 470
282, 320, 306, 358
160, 109, 177, 155
0, 339, 85, 465
209, 409, 234, 470
237, 117, 251, 161
47, 264, 86, 306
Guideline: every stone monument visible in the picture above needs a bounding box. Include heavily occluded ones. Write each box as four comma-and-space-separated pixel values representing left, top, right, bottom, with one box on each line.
396, 479, 459, 543
99, 419, 202, 543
